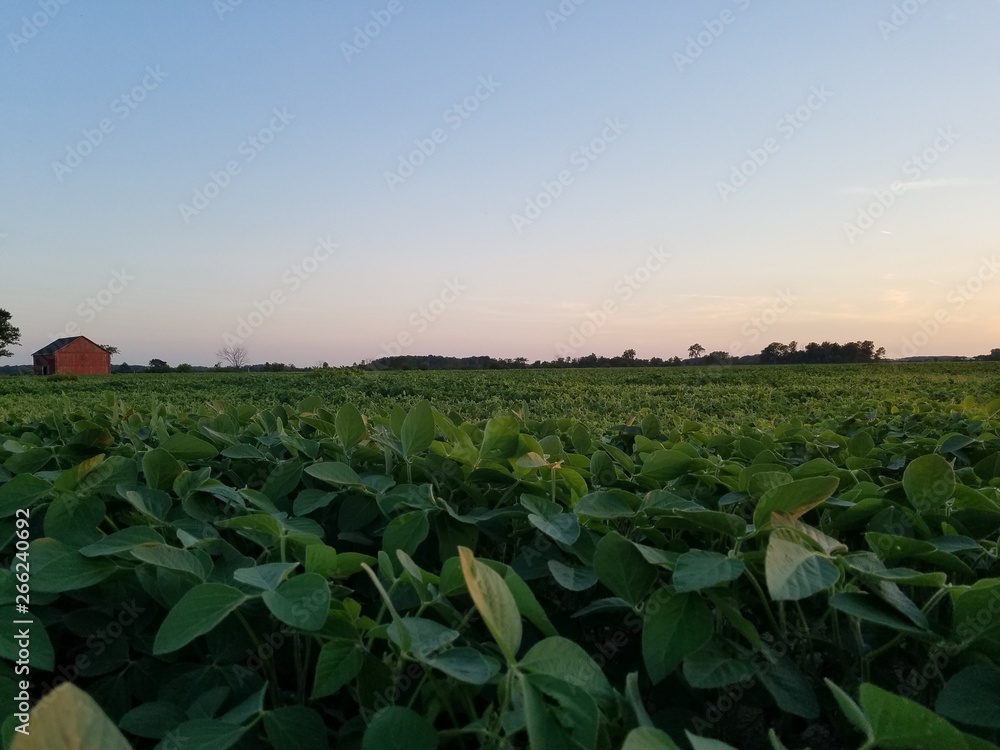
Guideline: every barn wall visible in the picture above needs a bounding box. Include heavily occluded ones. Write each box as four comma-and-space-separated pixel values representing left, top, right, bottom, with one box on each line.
33, 356, 55, 376
53, 339, 111, 375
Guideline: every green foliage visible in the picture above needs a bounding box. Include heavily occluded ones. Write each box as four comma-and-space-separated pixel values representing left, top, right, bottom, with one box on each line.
1, 366, 1000, 748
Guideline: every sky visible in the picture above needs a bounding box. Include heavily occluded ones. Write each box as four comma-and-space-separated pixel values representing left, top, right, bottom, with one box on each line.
2, 0, 999, 366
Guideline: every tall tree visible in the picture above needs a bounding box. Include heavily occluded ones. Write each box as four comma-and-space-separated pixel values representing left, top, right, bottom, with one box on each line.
216, 345, 249, 370
688, 343, 705, 359
0, 309, 20, 358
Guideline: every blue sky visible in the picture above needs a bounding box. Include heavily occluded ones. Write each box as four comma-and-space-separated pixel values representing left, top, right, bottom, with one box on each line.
2, 0, 998, 366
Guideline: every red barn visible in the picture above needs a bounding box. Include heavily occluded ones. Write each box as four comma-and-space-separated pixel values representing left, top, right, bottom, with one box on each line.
32, 337, 111, 376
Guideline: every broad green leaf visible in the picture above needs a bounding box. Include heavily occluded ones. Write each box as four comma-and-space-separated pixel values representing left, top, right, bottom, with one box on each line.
765, 530, 839, 600
336, 403, 367, 450
829, 593, 928, 634
119, 702, 187, 740
522, 674, 600, 750
262, 460, 303, 500
387, 617, 459, 658
312, 639, 365, 699
362, 707, 438, 750
305, 461, 361, 486
640, 450, 692, 482
262, 573, 330, 631
218, 513, 283, 540
848, 430, 875, 458
758, 655, 819, 719
0, 474, 51, 518
478, 416, 520, 463
575, 491, 635, 519
503, 567, 558, 638
119, 485, 172, 520
973, 452, 1000, 482
902, 454, 956, 513
153, 583, 247, 655
528, 513, 580, 545
459, 546, 522, 662
682, 642, 756, 688
824, 679, 873, 742
232, 562, 298, 590
383, 511, 430, 558
548, 560, 598, 591
44, 493, 105, 547
161, 433, 219, 461
423, 647, 496, 684
30, 538, 116, 593
753, 476, 839, 529
952, 580, 1000, 643
520, 636, 617, 707
401, 400, 435, 457
131, 544, 207, 580
53, 454, 105, 492
142, 449, 183, 492
673, 550, 745, 592
264, 707, 329, 750
593, 531, 657, 606
936, 665, 1000, 729
10, 683, 132, 750
859, 682, 968, 749
78, 527, 164, 557
306, 545, 376, 579
643, 592, 713, 684
622, 727, 683, 750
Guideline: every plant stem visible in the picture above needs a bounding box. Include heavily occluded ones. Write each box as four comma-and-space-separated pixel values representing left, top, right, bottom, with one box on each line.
746, 571, 782, 636
235, 610, 281, 705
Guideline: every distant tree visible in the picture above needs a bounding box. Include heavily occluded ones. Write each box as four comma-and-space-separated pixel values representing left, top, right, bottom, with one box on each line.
988, 348, 1000, 361
176, 363, 193, 373
688, 343, 705, 359
118, 362, 133, 374
216, 345, 249, 370
148, 358, 171, 373
0, 309, 20, 358
102, 345, 120, 357
622, 348, 637, 361
706, 350, 732, 365
875, 346, 886, 361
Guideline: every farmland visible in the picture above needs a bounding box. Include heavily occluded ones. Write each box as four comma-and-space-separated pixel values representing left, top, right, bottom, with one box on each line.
2, 363, 1000, 749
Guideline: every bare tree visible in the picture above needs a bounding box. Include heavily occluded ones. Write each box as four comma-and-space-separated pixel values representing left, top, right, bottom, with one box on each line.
216, 345, 249, 370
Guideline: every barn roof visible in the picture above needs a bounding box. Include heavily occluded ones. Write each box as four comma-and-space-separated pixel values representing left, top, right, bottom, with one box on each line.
32, 336, 106, 357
